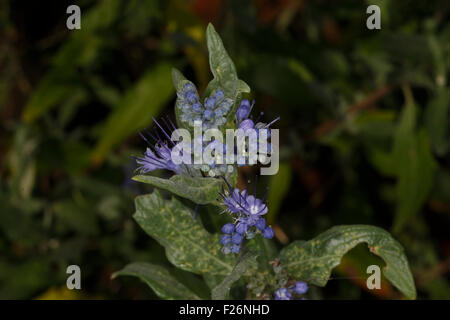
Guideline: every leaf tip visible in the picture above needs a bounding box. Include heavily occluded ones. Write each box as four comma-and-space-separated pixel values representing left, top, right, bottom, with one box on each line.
131, 175, 142, 182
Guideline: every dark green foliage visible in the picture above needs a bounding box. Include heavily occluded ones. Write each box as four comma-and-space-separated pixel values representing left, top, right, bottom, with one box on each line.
1, 0, 449, 299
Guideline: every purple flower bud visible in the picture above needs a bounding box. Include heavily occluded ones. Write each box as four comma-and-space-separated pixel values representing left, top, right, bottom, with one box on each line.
221, 223, 235, 234
292, 281, 309, 295
235, 222, 249, 234
255, 218, 266, 230
222, 246, 232, 254
205, 97, 216, 109
183, 83, 195, 92
236, 100, 251, 123
231, 232, 243, 245
186, 92, 197, 103
215, 107, 225, 117
192, 102, 202, 113
203, 109, 214, 120
274, 288, 292, 300
239, 119, 255, 131
231, 244, 240, 253
262, 226, 274, 239
214, 90, 224, 100
180, 103, 190, 112
220, 234, 231, 245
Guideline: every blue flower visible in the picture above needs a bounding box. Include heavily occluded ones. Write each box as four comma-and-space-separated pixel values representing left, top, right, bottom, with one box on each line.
235, 221, 249, 234
219, 178, 274, 254
192, 102, 202, 113
274, 280, 309, 300
231, 232, 243, 245
262, 226, 274, 239
205, 97, 216, 109
291, 281, 309, 295
221, 223, 235, 234
239, 119, 255, 132
231, 244, 240, 253
223, 188, 248, 214
274, 288, 292, 300
236, 99, 253, 123
220, 234, 231, 245
135, 118, 182, 174
203, 109, 214, 120
176, 84, 230, 130
255, 218, 266, 230
214, 90, 224, 100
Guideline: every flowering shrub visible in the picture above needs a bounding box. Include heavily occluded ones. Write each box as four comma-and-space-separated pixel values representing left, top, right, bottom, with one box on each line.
113, 24, 416, 300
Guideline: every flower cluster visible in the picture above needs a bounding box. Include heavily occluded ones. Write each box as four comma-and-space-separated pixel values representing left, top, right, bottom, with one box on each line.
219, 180, 274, 254
135, 118, 183, 174
274, 281, 309, 300
177, 82, 233, 130
190, 137, 234, 177
235, 99, 279, 165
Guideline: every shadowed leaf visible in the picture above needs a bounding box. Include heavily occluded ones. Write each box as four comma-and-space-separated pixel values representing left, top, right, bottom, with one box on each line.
279, 225, 416, 299
113, 262, 201, 300
132, 174, 222, 205
134, 190, 236, 275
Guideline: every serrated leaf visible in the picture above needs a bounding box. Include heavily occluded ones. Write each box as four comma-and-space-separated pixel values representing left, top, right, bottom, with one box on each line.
211, 251, 258, 300
279, 225, 416, 299
134, 190, 236, 275
113, 262, 201, 300
132, 174, 222, 205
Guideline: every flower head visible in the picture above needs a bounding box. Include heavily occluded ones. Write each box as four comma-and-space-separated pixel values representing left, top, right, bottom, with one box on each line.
291, 281, 309, 295
274, 288, 292, 300
135, 118, 182, 174
176, 83, 231, 130
236, 99, 253, 123
219, 178, 274, 254
274, 280, 309, 300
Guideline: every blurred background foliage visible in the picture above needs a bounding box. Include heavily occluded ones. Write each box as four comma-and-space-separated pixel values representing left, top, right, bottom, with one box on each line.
0, 0, 449, 299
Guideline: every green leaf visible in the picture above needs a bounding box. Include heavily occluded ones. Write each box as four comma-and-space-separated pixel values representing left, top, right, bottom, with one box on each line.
279, 225, 417, 300
205, 24, 250, 121
113, 262, 201, 300
134, 190, 236, 275
211, 251, 258, 300
92, 63, 174, 163
425, 88, 449, 156
22, 0, 122, 122
203, 273, 225, 290
392, 90, 436, 232
393, 129, 436, 232
266, 162, 292, 224
171, 69, 196, 132
247, 234, 278, 271
172, 68, 187, 90
22, 71, 80, 123
132, 174, 222, 205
